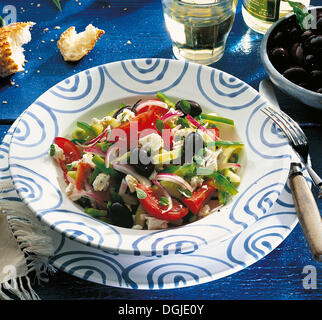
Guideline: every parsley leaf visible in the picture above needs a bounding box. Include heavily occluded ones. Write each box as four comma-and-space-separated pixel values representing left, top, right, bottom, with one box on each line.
159, 196, 169, 206
135, 187, 147, 199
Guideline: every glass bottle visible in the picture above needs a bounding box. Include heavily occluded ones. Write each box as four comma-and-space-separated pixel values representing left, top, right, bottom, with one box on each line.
242, 0, 311, 34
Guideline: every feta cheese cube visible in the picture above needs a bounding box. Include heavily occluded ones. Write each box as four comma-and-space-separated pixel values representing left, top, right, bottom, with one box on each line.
52, 144, 65, 162
92, 173, 110, 191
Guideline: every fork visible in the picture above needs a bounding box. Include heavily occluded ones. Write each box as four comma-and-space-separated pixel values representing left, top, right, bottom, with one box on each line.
261, 105, 322, 261
261, 106, 322, 198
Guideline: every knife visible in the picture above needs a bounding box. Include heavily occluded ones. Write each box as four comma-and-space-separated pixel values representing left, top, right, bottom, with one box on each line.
259, 79, 322, 262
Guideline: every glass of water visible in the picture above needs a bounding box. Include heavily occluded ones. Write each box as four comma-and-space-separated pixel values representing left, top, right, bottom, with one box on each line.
161, 0, 237, 65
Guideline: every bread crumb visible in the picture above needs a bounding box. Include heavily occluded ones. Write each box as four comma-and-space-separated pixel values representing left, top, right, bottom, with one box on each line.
57, 24, 105, 62
37, 4, 40, 7
54, 26, 61, 30
2, 101, 7, 104
0, 22, 35, 78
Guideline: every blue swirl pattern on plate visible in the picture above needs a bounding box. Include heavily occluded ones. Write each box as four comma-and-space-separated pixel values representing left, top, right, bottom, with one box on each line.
0, 121, 304, 289
8, 59, 291, 255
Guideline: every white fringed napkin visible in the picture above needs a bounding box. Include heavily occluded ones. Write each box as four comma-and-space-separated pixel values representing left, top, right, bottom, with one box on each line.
0, 124, 56, 300
0, 197, 56, 300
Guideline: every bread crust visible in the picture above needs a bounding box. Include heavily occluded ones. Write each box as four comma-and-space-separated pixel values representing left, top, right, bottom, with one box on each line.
57, 25, 105, 62
0, 22, 35, 78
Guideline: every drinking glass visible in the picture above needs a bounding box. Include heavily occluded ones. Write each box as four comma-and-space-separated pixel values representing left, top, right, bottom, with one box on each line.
161, 0, 238, 65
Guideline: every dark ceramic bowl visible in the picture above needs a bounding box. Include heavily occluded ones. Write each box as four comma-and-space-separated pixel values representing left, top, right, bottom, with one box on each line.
260, 6, 322, 109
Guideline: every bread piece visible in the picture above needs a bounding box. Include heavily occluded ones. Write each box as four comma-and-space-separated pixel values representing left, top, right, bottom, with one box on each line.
57, 24, 105, 62
0, 22, 35, 78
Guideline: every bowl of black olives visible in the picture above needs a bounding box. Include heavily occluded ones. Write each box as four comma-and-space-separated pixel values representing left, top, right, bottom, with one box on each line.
260, 6, 322, 109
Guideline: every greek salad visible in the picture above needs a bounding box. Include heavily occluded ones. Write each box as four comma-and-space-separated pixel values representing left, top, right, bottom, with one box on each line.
50, 92, 244, 230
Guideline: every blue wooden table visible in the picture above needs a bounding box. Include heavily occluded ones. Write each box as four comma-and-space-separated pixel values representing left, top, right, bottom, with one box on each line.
0, 0, 321, 300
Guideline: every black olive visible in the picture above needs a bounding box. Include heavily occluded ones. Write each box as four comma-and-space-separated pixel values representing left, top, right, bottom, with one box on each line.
129, 147, 155, 177
310, 70, 322, 82
270, 47, 290, 69
273, 31, 285, 44
175, 99, 202, 117
301, 30, 313, 41
108, 202, 133, 228
183, 132, 204, 164
310, 35, 322, 48
304, 54, 320, 69
290, 43, 304, 64
113, 105, 133, 119
317, 17, 322, 33
283, 66, 308, 84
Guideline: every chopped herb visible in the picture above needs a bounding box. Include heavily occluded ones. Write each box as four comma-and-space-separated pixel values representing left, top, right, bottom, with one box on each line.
159, 196, 169, 206
156, 119, 165, 133
49, 144, 55, 156
179, 100, 191, 115
135, 187, 147, 199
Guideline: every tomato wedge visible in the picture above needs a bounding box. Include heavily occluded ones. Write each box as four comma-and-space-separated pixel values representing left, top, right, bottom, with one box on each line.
75, 162, 91, 191
54, 137, 81, 163
117, 109, 172, 149
182, 180, 216, 215
136, 184, 188, 221
136, 103, 169, 116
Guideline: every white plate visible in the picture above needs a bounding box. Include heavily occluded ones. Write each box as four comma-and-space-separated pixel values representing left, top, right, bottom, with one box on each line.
8, 59, 291, 255
1, 113, 303, 290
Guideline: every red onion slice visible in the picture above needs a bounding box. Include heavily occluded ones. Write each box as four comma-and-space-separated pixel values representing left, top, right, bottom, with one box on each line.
135, 100, 169, 113
83, 146, 105, 157
161, 110, 183, 122
186, 115, 220, 141
219, 163, 241, 170
112, 162, 151, 187
155, 173, 193, 193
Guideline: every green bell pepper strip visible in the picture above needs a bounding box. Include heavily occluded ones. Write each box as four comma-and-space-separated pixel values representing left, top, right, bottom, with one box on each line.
92, 155, 118, 178
160, 163, 197, 178
88, 167, 102, 185
156, 91, 175, 109
200, 114, 234, 126
84, 208, 107, 218
206, 141, 244, 148
77, 121, 97, 137
196, 168, 238, 196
